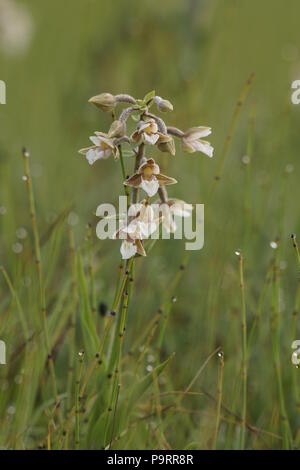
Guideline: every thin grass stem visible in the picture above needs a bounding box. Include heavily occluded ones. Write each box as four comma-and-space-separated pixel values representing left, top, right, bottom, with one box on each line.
212, 352, 224, 449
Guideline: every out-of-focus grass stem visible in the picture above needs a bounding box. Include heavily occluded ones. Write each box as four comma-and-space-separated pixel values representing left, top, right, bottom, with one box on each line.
271, 244, 292, 449
237, 251, 247, 449
75, 351, 84, 450
87, 224, 96, 316
212, 352, 224, 450
208, 73, 255, 204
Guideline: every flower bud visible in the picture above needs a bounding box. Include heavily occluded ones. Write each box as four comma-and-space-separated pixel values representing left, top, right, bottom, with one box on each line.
154, 96, 173, 113
157, 135, 176, 156
108, 120, 126, 138
88, 93, 116, 112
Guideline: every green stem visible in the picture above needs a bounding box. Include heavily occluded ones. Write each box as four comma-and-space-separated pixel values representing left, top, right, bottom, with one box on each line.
238, 252, 247, 450
271, 247, 292, 449
104, 259, 134, 447
212, 352, 224, 450
87, 224, 96, 316
75, 351, 84, 449
66, 228, 78, 413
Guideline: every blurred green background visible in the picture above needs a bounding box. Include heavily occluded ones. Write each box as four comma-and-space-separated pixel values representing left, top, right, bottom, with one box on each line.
1, 0, 300, 449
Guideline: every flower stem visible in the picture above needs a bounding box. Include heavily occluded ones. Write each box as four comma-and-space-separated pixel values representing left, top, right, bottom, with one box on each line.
104, 259, 134, 447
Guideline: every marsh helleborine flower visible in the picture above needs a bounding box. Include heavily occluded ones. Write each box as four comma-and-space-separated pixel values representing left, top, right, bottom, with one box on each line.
114, 202, 159, 259
131, 118, 160, 145
79, 132, 120, 165
182, 127, 213, 158
124, 158, 177, 198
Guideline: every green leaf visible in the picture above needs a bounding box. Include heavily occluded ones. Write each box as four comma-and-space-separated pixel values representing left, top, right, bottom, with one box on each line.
143, 90, 156, 103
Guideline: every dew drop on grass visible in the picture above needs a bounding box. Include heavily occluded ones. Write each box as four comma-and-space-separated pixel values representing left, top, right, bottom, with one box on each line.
270, 241, 278, 250
235, 250, 241, 257
16, 227, 27, 239
7, 405, 16, 415
146, 365, 153, 372
12, 242, 23, 254
0, 206, 7, 215
242, 155, 250, 165
147, 354, 155, 364
171, 295, 177, 303
218, 351, 224, 358
22, 175, 28, 181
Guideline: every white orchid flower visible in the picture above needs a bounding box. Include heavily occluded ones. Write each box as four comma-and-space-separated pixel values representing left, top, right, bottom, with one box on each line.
79, 132, 119, 165
182, 127, 213, 158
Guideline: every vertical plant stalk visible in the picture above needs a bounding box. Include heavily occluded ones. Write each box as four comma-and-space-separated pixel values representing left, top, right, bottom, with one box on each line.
291, 234, 300, 270
243, 108, 255, 250
79, 264, 131, 398
208, 73, 255, 204
66, 228, 78, 413
212, 352, 224, 450
87, 224, 96, 316
131, 143, 145, 204
104, 259, 134, 447
238, 252, 247, 450
108, 383, 121, 450
75, 351, 84, 450
271, 245, 292, 449
291, 235, 300, 412
22, 149, 61, 423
